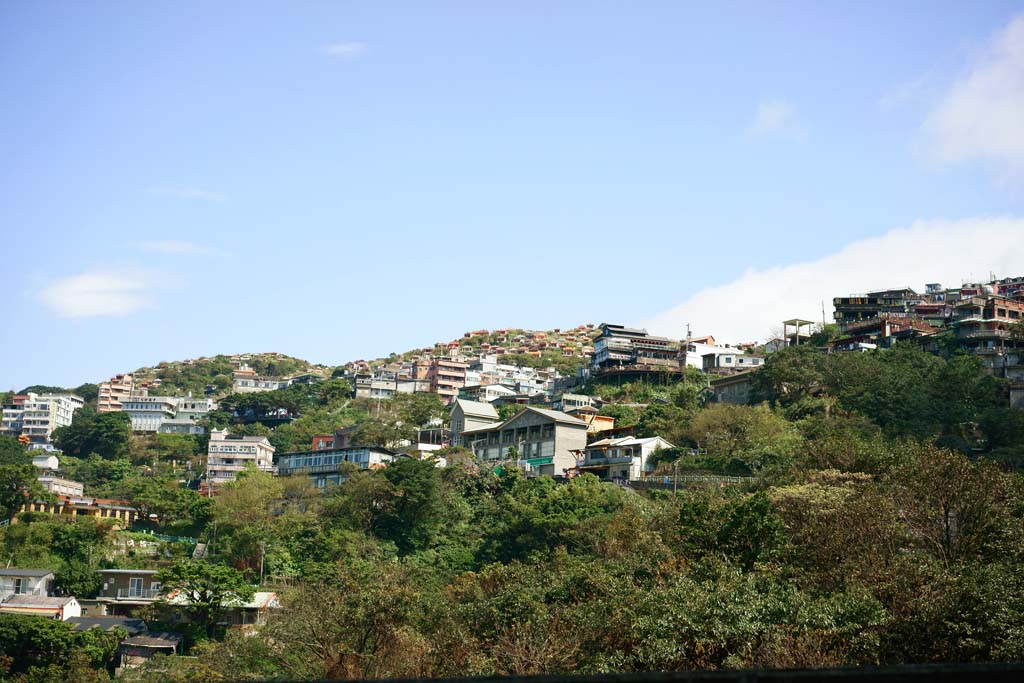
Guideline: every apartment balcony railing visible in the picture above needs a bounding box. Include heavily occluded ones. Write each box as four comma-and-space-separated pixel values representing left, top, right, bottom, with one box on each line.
957, 329, 1011, 340
583, 455, 634, 466
115, 588, 160, 600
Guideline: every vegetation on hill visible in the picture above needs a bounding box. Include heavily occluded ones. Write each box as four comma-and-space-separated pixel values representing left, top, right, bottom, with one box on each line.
4, 343, 1024, 682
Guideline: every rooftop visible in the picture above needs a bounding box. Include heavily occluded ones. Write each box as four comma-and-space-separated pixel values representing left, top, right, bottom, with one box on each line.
0, 568, 54, 578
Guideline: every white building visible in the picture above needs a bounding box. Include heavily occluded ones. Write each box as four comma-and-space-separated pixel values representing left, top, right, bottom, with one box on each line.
206, 429, 275, 486
578, 436, 675, 480
37, 476, 85, 497
121, 395, 177, 433
1, 393, 84, 443
119, 394, 215, 434
158, 397, 216, 435
701, 351, 765, 373
232, 364, 290, 393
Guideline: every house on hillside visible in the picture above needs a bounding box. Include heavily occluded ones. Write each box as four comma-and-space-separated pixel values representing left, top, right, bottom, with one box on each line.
449, 399, 500, 447
463, 407, 589, 476
576, 436, 675, 481
0, 595, 81, 620
82, 569, 162, 617
0, 568, 55, 600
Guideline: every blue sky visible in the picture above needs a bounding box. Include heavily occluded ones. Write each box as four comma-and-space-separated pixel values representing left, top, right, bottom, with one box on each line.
3, 1, 1024, 389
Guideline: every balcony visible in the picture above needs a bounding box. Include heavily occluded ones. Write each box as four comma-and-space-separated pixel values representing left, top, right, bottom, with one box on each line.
115, 587, 160, 600
583, 455, 634, 466
957, 329, 1011, 340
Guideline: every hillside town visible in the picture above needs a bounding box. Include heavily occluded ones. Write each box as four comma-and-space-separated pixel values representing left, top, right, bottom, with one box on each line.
2, 273, 1024, 677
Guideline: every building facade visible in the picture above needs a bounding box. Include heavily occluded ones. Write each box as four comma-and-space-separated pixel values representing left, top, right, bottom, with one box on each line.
449, 399, 500, 447
276, 446, 397, 487
97, 374, 135, 413
464, 407, 588, 476
1, 393, 84, 443
206, 429, 276, 486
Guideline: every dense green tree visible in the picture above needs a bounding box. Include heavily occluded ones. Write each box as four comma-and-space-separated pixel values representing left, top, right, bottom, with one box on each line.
0, 463, 43, 520
0, 435, 31, 465
52, 407, 131, 460
377, 458, 444, 554
156, 560, 255, 639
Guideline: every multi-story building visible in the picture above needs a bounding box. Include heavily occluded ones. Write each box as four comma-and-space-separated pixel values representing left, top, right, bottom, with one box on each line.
121, 395, 178, 433
449, 399, 500, 447
97, 374, 134, 413
592, 324, 680, 372
462, 407, 588, 476
232, 364, 289, 393
158, 397, 216, 435
276, 446, 397, 488
37, 476, 85, 497
87, 569, 162, 617
0, 569, 55, 601
1, 393, 84, 443
832, 288, 918, 329
206, 429, 275, 486
427, 359, 468, 404
952, 295, 1024, 353
576, 435, 675, 481
459, 384, 518, 403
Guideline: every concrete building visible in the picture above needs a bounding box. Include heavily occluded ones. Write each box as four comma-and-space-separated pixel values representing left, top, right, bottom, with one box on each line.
577, 435, 675, 481
121, 395, 178, 433
0, 569, 55, 600
710, 370, 759, 405
0, 595, 80, 620
232, 364, 289, 393
427, 359, 469, 404
701, 351, 765, 374
277, 446, 398, 488
833, 288, 919, 329
449, 399, 500, 447
97, 374, 134, 413
463, 407, 588, 476
206, 429, 275, 486
592, 324, 680, 372
1, 393, 84, 443
158, 397, 216, 435
37, 476, 85, 497
86, 569, 161, 617
22, 495, 140, 526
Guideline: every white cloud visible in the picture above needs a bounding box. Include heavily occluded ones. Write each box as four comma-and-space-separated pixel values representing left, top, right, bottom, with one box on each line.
39, 268, 160, 319
150, 187, 225, 201
922, 14, 1024, 181
139, 240, 210, 255
642, 217, 1024, 343
747, 99, 803, 138
322, 42, 367, 58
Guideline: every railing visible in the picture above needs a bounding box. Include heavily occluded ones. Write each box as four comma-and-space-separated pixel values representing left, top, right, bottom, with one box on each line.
116, 587, 161, 600
638, 474, 755, 486
582, 455, 634, 466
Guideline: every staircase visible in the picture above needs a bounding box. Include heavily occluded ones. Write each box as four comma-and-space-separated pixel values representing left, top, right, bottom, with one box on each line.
191, 542, 208, 560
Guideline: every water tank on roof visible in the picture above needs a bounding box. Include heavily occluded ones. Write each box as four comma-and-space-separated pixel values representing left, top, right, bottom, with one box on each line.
984, 285, 996, 295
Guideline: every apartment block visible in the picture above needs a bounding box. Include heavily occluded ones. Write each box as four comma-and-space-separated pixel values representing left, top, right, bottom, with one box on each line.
206, 429, 275, 486
1, 393, 84, 443
97, 374, 134, 413
427, 358, 469, 404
